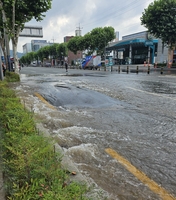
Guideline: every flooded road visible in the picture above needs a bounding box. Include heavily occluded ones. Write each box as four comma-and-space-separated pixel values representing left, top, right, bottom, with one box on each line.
16, 67, 176, 200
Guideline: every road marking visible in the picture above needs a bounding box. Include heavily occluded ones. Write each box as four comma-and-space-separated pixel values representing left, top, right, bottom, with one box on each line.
35, 93, 56, 110
105, 148, 176, 200
126, 87, 176, 100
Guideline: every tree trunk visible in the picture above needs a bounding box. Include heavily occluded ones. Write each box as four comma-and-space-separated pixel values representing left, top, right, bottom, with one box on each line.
12, 37, 19, 74
167, 47, 173, 67
1, 41, 8, 71
0, 47, 4, 80
0, 39, 7, 68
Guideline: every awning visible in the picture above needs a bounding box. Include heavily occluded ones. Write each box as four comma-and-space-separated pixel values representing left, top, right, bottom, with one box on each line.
106, 38, 158, 51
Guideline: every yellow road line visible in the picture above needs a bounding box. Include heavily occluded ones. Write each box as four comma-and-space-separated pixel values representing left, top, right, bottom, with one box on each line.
105, 148, 176, 200
35, 93, 56, 110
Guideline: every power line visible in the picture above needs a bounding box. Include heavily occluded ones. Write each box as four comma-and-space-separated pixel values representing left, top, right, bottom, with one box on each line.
82, 0, 148, 28
51, 36, 55, 43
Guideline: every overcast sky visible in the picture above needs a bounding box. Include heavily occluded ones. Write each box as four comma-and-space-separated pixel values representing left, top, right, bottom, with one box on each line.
17, 0, 154, 52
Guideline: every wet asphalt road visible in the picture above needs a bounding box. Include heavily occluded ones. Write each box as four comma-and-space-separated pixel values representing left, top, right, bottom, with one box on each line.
18, 66, 176, 200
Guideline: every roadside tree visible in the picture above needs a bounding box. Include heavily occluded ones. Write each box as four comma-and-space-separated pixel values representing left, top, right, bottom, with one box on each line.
0, 0, 52, 73
141, 0, 176, 48
67, 26, 115, 56
0, 12, 6, 80
20, 54, 31, 66
67, 36, 80, 55
56, 43, 68, 63
48, 43, 59, 59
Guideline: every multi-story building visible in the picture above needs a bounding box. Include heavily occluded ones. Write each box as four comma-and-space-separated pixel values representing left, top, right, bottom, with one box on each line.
22, 40, 52, 55
107, 31, 169, 65
22, 43, 32, 54
31, 40, 48, 52
64, 36, 82, 65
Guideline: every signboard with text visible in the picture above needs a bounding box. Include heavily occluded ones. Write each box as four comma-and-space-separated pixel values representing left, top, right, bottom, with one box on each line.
105, 59, 109, 67
108, 57, 113, 66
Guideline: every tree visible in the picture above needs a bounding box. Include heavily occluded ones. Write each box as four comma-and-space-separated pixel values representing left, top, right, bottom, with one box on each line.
141, 0, 176, 48
48, 43, 59, 59
67, 36, 80, 54
88, 27, 115, 55
56, 43, 68, 60
67, 26, 115, 55
20, 54, 31, 66
0, 6, 9, 73
38, 46, 50, 61
0, 0, 52, 73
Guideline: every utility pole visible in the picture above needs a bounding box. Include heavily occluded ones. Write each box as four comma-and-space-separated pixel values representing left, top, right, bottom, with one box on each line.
75, 23, 83, 61
76, 23, 83, 36
51, 37, 55, 43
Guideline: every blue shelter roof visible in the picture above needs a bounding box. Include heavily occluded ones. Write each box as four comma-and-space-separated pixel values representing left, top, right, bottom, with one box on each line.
107, 38, 158, 50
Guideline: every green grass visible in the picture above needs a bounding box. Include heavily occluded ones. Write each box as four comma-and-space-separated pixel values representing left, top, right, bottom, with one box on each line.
0, 79, 90, 200
5, 71, 20, 82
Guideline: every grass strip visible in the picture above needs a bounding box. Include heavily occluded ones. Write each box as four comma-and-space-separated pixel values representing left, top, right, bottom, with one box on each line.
0, 73, 89, 200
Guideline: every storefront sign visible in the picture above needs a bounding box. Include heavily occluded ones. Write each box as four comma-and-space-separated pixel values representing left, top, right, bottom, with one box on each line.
145, 41, 153, 46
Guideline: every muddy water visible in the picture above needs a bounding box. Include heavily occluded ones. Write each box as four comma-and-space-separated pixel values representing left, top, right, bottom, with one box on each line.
18, 69, 176, 200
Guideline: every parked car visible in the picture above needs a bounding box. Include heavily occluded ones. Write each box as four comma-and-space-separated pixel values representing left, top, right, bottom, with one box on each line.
44, 62, 51, 67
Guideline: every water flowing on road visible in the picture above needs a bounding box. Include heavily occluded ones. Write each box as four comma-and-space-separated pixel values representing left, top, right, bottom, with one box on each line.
16, 67, 176, 200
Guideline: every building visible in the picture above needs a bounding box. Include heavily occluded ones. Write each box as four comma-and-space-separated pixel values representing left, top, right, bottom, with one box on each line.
115, 31, 119, 42
31, 40, 48, 52
106, 31, 169, 65
64, 36, 74, 43
22, 40, 53, 55
22, 43, 32, 54
64, 36, 82, 65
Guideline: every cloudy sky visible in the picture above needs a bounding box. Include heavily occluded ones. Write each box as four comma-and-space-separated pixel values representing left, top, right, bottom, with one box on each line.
17, 0, 154, 52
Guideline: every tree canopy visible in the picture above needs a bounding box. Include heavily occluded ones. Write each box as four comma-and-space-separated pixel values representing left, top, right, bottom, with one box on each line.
20, 26, 116, 66
141, 0, 176, 48
67, 26, 115, 55
20, 42, 69, 65
0, 0, 52, 72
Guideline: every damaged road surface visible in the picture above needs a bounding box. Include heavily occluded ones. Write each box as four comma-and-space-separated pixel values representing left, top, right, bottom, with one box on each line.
15, 67, 176, 200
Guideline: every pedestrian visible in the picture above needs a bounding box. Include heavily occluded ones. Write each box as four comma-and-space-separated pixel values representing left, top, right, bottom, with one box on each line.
65, 61, 68, 72
2, 62, 6, 76
19, 64, 21, 71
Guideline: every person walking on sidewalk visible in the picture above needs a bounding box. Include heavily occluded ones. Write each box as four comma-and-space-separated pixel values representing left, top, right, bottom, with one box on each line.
2, 63, 6, 77
65, 61, 68, 72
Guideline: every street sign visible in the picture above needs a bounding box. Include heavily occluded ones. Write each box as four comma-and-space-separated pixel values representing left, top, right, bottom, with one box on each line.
105, 59, 109, 67
108, 57, 113, 66
145, 40, 153, 46
19, 26, 43, 38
